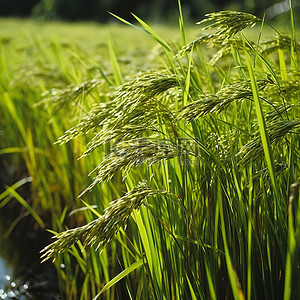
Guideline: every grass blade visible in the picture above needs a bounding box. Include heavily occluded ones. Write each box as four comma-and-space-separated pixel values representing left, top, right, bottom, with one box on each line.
92, 258, 143, 299
244, 48, 277, 197
131, 13, 173, 53
4, 185, 45, 228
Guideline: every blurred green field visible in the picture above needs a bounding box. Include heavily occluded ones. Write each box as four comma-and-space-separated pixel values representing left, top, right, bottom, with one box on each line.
0, 17, 198, 62
0, 10, 300, 300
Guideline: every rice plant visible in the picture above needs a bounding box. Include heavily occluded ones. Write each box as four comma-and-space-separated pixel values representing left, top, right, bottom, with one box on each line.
1, 5, 300, 300
35, 6, 300, 300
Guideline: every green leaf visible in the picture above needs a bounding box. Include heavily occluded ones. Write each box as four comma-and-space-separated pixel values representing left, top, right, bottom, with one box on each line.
131, 13, 173, 53
92, 258, 143, 299
5, 185, 45, 228
244, 47, 277, 195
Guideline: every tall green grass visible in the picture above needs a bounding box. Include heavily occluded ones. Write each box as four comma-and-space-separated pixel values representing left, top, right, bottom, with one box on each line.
1, 6, 300, 300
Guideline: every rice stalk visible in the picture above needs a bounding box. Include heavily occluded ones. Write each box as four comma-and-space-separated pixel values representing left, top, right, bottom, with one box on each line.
177, 79, 273, 122
264, 78, 300, 100
56, 102, 116, 144
249, 162, 288, 186
35, 78, 104, 110
41, 180, 165, 262
237, 119, 300, 166
198, 11, 260, 39
176, 11, 260, 57
81, 138, 182, 194
81, 125, 158, 157
57, 72, 181, 147
262, 34, 300, 55
209, 38, 256, 65
283, 179, 300, 300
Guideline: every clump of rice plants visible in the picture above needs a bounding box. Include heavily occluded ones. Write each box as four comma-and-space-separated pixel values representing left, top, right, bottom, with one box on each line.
1, 6, 299, 300
39, 6, 300, 299
36, 6, 300, 299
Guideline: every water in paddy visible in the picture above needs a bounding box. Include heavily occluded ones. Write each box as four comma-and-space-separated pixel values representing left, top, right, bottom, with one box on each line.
0, 256, 14, 299
0, 212, 60, 300
0, 222, 29, 300
0, 166, 60, 299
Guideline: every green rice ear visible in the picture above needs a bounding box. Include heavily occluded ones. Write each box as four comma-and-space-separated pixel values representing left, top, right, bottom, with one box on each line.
197, 11, 260, 38
41, 181, 166, 262
237, 119, 300, 166
176, 10, 260, 57
81, 138, 181, 194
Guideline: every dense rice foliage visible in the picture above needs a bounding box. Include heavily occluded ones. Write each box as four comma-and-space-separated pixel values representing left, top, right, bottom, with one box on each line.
1, 7, 300, 300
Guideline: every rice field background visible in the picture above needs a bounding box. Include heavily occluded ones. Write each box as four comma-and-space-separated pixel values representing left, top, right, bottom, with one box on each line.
0, 6, 299, 300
